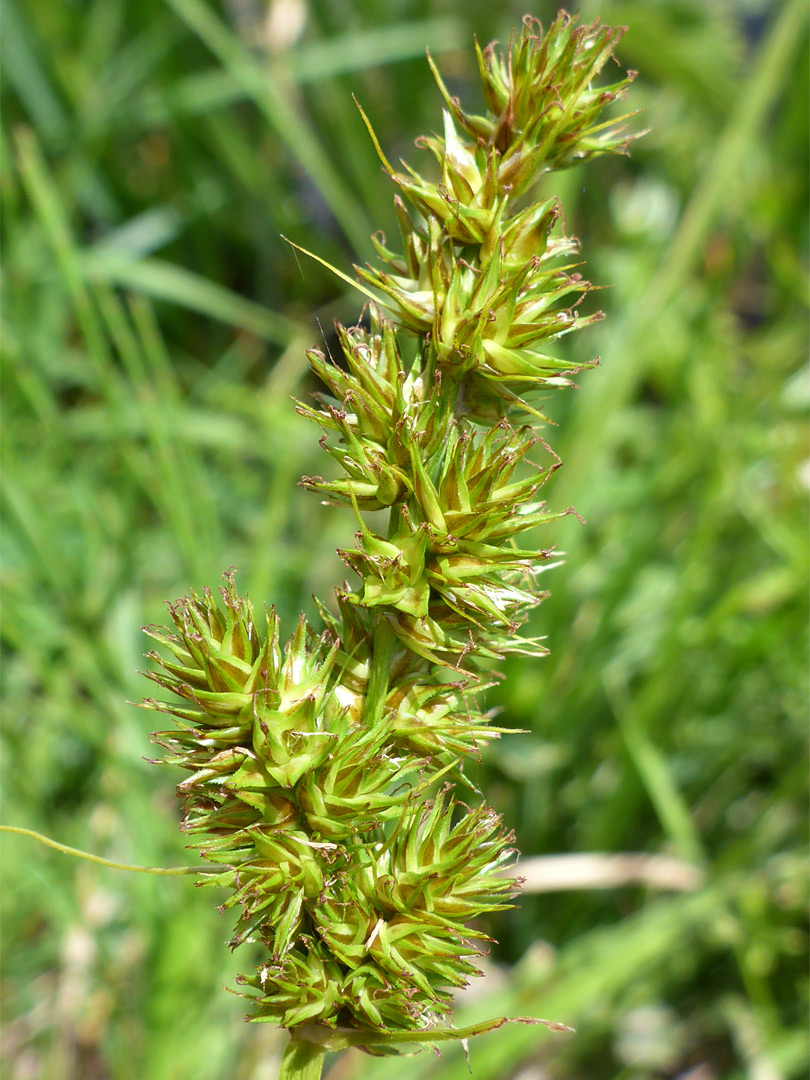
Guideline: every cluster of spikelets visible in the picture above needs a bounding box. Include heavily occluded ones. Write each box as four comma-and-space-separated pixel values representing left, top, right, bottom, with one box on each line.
144, 585, 515, 1033
143, 11, 636, 1049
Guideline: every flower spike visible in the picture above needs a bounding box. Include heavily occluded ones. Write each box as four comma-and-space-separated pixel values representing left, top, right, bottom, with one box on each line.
145, 11, 637, 1065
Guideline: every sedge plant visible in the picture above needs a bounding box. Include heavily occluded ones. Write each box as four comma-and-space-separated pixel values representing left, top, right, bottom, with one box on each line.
138, 12, 637, 1079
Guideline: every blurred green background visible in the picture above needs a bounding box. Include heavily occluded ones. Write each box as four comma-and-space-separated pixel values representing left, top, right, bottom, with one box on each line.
1, 0, 807, 1077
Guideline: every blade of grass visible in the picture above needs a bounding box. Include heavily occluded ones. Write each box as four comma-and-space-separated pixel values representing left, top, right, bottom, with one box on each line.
639, 0, 807, 318
84, 206, 185, 261
87, 9, 179, 133
562, 0, 808, 500
13, 126, 238, 582
12, 126, 117, 393
82, 253, 299, 344
0, 471, 75, 598
1, 0, 69, 143
290, 19, 465, 83
602, 673, 706, 866
91, 286, 214, 582
141, 17, 465, 120
130, 291, 221, 548
163, 0, 372, 254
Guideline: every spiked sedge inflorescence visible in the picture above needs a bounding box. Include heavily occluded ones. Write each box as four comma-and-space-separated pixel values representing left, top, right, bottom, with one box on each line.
143, 11, 636, 1068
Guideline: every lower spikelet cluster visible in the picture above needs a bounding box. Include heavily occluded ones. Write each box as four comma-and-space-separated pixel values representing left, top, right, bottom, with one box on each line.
143, 577, 515, 1032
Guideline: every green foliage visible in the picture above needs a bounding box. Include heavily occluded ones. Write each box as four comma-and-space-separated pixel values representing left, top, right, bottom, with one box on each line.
1, 1, 807, 1078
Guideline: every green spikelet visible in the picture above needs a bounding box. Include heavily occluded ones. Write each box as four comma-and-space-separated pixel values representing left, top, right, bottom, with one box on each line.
144, 11, 637, 1061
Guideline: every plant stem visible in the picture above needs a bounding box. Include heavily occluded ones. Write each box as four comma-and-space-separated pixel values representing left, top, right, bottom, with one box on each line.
364, 613, 397, 727
0, 825, 218, 875
278, 1037, 326, 1080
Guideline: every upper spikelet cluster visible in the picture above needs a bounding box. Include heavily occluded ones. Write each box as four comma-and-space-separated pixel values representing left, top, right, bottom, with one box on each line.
144, 11, 635, 1051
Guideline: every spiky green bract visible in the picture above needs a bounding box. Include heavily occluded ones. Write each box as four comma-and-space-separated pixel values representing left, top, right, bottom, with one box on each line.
146, 11, 635, 1057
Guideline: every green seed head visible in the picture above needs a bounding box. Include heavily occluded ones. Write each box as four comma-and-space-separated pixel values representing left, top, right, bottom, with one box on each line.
145, 12, 636, 1049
